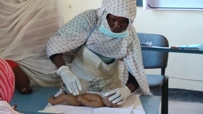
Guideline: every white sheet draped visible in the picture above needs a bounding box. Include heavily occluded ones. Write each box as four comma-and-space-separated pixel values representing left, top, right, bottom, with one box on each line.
0, 0, 64, 87
40, 90, 146, 114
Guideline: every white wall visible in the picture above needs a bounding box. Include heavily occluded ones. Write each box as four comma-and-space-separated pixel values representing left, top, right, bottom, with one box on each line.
62, 0, 203, 91
61, 0, 102, 22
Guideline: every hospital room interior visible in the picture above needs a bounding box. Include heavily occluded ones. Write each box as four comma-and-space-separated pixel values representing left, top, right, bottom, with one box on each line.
1, 0, 203, 114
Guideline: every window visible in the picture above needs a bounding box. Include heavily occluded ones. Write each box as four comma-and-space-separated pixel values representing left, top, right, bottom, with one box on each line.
143, 0, 203, 10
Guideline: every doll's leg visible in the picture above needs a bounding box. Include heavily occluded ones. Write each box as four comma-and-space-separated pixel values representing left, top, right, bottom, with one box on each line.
78, 94, 104, 108
48, 93, 83, 106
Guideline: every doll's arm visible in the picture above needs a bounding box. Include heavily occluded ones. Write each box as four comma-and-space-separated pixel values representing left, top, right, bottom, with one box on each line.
48, 93, 82, 106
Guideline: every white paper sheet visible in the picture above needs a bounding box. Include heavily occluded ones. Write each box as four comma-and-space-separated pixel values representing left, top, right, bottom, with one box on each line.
39, 90, 145, 114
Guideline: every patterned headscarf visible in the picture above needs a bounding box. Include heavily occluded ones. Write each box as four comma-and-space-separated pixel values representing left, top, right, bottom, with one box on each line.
97, 0, 136, 34
0, 58, 15, 102
98, 0, 136, 22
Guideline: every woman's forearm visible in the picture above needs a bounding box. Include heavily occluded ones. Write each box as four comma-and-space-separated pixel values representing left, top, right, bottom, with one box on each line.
126, 83, 136, 92
126, 72, 139, 92
50, 54, 66, 68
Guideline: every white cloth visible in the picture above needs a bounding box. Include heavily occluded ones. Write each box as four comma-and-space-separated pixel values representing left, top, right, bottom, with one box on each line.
40, 90, 145, 114
0, 0, 64, 87
47, 0, 151, 95
0, 101, 20, 114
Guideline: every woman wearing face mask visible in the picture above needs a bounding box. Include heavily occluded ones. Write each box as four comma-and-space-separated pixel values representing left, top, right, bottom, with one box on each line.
47, 0, 151, 106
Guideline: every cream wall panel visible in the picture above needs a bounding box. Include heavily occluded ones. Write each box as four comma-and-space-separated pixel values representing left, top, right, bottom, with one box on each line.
62, 0, 101, 22
135, 8, 203, 91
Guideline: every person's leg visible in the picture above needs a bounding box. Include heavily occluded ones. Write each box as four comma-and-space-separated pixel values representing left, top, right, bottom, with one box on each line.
0, 58, 15, 102
48, 93, 83, 106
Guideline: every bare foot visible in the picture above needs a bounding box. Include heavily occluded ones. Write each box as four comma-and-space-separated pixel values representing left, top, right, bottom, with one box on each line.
13, 66, 32, 94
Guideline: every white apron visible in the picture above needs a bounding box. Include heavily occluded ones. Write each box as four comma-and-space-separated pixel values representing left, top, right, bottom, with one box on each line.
63, 45, 122, 95
69, 45, 122, 94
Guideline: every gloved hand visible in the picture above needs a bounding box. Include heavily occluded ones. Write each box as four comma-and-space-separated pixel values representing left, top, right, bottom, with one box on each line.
104, 86, 131, 105
57, 66, 82, 95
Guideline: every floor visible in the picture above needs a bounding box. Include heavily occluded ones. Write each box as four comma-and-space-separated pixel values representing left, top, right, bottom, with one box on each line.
151, 88, 203, 114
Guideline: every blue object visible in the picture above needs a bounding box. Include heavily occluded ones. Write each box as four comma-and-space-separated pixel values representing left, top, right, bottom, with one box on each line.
98, 24, 129, 38
10, 87, 59, 114
141, 46, 203, 54
136, 0, 143, 7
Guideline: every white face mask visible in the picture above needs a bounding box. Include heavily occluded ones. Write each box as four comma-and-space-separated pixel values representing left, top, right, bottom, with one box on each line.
98, 24, 129, 38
